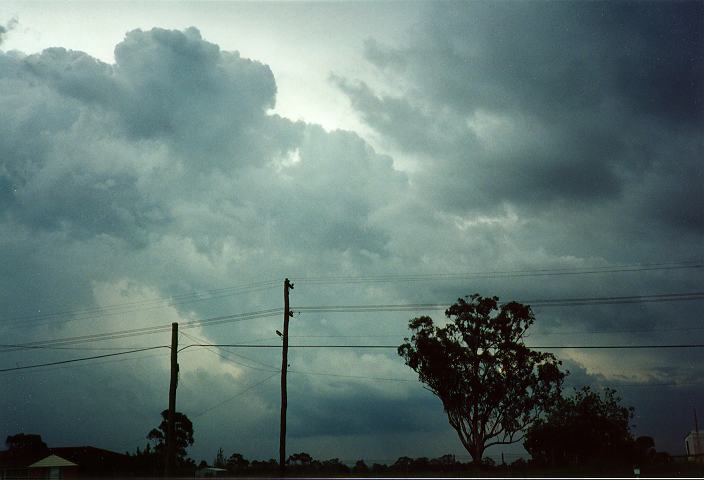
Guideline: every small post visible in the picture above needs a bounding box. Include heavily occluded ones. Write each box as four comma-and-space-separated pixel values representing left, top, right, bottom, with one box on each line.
279, 278, 293, 476
165, 322, 178, 477
695, 408, 701, 461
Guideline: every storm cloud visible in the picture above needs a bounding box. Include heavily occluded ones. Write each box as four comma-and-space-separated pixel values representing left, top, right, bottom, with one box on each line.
1, 3, 703, 463
337, 1, 703, 235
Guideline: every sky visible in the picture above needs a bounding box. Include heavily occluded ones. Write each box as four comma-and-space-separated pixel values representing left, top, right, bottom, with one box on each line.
0, 0, 703, 465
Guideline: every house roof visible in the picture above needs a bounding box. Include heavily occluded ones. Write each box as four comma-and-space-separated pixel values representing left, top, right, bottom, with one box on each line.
29, 454, 78, 468
51, 446, 126, 461
50, 446, 128, 471
0, 449, 50, 468
0, 445, 126, 469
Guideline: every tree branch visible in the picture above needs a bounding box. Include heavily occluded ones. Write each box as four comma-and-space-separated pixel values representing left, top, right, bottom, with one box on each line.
484, 433, 525, 449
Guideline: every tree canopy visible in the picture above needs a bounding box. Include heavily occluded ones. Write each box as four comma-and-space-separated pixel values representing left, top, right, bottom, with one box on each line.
5, 433, 48, 453
524, 386, 635, 466
147, 410, 194, 461
398, 294, 565, 463
226, 452, 250, 472
287, 452, 313, 466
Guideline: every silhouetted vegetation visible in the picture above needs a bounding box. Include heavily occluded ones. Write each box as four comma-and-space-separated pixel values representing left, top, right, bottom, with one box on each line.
147, 409, 194, 461
3, 430, 702, 477
226, 452, 249, 473
197, 451, 486, 476
1, 433, 49, 468
635, 435, 658, 463
5, 434, 48, 454
5, 433, 49, 457
1, 295, 699, 478
191, 449, 704, 477
398, 294, 565, 463
524, 386, 635, 467
127, 410, 197, 476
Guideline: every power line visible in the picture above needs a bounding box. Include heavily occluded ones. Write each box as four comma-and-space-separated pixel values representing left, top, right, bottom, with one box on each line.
516, 291, 704, 304
6, 280, 279, 322
2, 340, 700, 389
196, 342, 413, 382
187, 341, 704, 391
191, 372, 280, 418
0, 350, 170, 377
0, 343, 162, 351
294, 292, 704, 314
296, 323, 704, 337
0, 309, 282, 354
287, 335, 387, 340
5, 260, 701, 328
2, 282, 280, 329
3, 344, 699, 390
0, 346, 169, 373
287, 369, 411, 383
179, 331, 279, 373
292, 323, 704, 338
179, 343, 704, 350
181, 334, 413, 383
535, 344, 704, 350
293, 261, 703, 285
182, 340, 704, 399
530, 325, 704, 336
179, 333, 418, 382
593, 381, 704, 388
3, 290, 702, 355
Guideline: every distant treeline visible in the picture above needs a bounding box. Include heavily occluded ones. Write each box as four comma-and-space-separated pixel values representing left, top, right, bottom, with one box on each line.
186, 448, 676, 476
198, 451, 505, 475
128, 447, 478, 476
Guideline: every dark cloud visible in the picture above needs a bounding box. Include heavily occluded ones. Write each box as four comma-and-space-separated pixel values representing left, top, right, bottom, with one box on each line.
0, 15, 702, 463
330, 2, 703, 456
363, 38, 407, 72
0, 26, 413, 460
338, 1, 704, 236
0, 17, 18, 46
288, 384, 443, 437
365, 2, 703, 123
112, 28, 277, 148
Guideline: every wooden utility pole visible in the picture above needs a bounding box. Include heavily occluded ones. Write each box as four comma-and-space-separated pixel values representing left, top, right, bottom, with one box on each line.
165, 322, 178, 477
279, 278, 294, 475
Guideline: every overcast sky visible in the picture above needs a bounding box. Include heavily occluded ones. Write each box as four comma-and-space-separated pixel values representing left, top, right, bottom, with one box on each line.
0, 0, 702, 464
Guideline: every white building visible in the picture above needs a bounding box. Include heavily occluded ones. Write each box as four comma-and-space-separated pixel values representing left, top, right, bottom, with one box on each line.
195, 466, 229, 477
685, 431, 704, 462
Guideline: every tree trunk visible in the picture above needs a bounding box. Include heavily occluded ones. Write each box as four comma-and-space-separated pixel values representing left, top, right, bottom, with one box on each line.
470, 444, 485, 465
